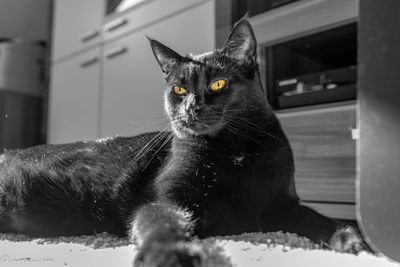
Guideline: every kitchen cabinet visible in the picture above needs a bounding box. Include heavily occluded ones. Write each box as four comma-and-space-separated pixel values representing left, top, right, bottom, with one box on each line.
52, 0, 104, 61
278, 103, 356, 219
278, 104, 356, 203
48, 48, 101, 143
103, 0, 207, 42
49, 0, 215, 142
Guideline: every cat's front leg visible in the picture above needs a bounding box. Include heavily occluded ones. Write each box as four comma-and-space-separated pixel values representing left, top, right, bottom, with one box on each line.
272, 203, 367, 253
131, 203, 203, 267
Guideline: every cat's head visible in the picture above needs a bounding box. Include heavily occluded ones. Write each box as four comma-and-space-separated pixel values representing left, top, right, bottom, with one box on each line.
150, 19, 270, 138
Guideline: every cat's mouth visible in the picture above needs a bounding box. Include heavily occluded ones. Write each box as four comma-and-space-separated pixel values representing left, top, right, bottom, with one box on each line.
186, 120, 209, 131
177, 118, 223, 136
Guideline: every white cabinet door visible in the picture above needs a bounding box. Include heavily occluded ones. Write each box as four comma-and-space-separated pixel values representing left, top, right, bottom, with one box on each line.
101, 1, 215, 138
103, 0, 207, 42
48, 48, 101, 144
52, 0, 104, 61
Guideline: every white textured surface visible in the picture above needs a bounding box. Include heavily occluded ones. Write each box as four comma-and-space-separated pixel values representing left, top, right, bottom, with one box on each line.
0, 233, 399, 267
217, 240, 399, 267
0, 240, 136, 267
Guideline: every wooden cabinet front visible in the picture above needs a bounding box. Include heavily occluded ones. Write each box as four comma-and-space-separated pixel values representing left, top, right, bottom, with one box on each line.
278, 104, 356, 204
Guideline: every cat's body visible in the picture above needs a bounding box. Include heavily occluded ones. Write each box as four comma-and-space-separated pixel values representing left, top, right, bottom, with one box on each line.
155, 117, 296, 237
0, 133, 168, 236
0, 20, 363, 266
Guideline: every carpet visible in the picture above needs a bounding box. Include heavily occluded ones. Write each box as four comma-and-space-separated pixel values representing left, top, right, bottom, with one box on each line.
0, 232, 399, 267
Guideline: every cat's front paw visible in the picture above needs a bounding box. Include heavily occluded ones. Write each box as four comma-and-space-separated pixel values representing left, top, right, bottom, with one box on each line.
133, 241, 203, 267
330, 226, 367, 254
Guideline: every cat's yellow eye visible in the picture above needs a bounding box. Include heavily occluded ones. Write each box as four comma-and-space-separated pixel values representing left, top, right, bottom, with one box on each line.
210, 79, 227, 92
174, 86, 187, 95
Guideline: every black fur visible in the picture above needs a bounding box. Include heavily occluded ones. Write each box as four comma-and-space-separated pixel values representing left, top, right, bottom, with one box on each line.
0, 133, 170, 236
0, 19, 364, 266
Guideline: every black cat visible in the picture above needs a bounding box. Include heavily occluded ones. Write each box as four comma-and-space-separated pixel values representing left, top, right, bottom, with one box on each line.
0, 20, 362, 266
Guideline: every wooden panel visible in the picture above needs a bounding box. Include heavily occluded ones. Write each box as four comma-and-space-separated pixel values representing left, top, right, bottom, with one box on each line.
303, 202, 355, 220
278, 104, 356, 203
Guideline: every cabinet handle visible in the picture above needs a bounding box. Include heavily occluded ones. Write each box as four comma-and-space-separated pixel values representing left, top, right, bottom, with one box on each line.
80, 57, 99, 68
105, 46, 128, 59
81, 30, 100, 42
106, 18, 128, 32
349, 127, 360, 140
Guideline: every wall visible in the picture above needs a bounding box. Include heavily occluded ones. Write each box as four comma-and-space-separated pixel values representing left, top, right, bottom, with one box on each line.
0, 0, 52, 148
0, 0, 52, 41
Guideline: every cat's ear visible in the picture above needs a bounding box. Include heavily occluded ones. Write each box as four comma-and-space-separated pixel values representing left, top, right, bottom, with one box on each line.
223, 19, 257, 62
148, 37, 182, 75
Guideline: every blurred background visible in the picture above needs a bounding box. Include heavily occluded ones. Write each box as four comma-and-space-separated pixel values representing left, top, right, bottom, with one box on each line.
0, 0, 399, 261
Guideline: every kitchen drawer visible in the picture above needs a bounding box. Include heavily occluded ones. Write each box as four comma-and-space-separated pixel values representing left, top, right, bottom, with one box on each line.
277, 103, 356, 203
52, 0, 104, 61
103, 0, 209, 42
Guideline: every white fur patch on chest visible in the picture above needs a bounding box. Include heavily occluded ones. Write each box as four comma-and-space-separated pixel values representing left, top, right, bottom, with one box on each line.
231, 153, 247, 167
0, 154, 6, 164
96, 137, 115, 143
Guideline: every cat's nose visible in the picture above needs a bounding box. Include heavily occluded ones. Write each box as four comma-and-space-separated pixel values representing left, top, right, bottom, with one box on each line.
193, 105, 203, 112
184, 93, 196, 109
189, 105, 203, 120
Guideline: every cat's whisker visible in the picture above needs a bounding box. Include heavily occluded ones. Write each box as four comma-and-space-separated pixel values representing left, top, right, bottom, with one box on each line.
128, 127, 171, 166
223, 122, 264, 146
232, 124, 281, 144
142, 132, 174, 170
229, 118, 270, 134
129, 115, 169, 120
231, 114, 271, 125
223, 123, 239, 135
225, 123, 264, 145
223, 108, 266, 114
227, 117, 284, 143
226, 120, 275, 144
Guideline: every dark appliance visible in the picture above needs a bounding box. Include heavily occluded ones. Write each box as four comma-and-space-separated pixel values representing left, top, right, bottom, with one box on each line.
265, 23, 357, 109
